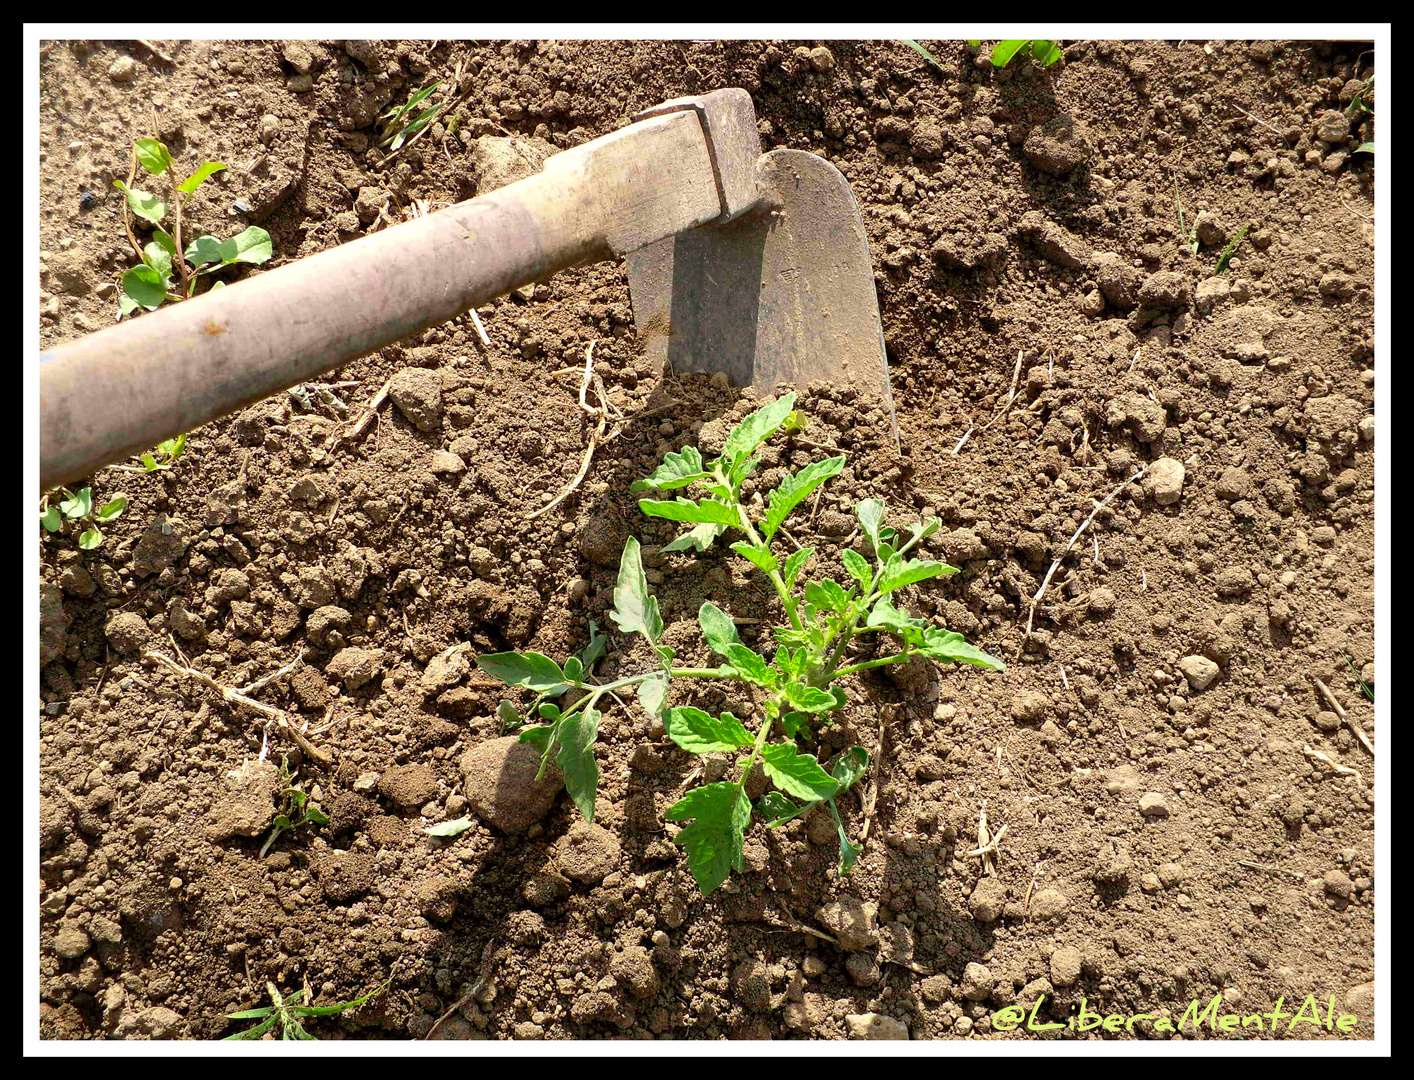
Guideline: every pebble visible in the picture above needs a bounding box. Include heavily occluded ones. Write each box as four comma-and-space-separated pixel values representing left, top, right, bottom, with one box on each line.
969, 876, 1007, 922
1178, 655, 1220, 691
1138, 791, 1170, 818
107, 56, 138, 83
845, 1013, 908, 1040
1146, 457, 1186, 505
1050, 945, 1083, 987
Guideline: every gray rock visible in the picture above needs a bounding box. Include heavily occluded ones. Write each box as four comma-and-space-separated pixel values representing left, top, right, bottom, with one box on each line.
388, 368, 443, 432
1138, 791, 1170, 818
460, 736, 562, 834
420, 645, 469, 697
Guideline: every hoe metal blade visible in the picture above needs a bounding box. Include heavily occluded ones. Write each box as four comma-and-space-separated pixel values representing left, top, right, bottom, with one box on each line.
627, 148, 898, 446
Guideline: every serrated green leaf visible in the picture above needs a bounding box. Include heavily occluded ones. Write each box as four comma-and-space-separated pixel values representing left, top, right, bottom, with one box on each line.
721, 392, 797, 467
757, 791, 811, 827
637, 496, 739, 527
177, 161, 227, 195
122, 264, 169, 311
917, 628, 1007, 671
841, 548, 872, 591
113, 180, 167, 225
134, 138, 172, 176
557, 709, 600, 821
476, 651, 568, 694
661, 521, 728, 554
666, 782, 751, 895
784, 681, 840, 714
609, 536, 663, 644
656, 645, 677, 664
866, 595, 930, 635
537, 702, 562, 722
762, 455, 845, 539
497, 700, 524, 729
697, 602, 741, 657
779, 710, 810, 738
878, 555, 955, 594
638, 673, 669, 719
900, 516, 942, 554
729, 540, 778, 576
724, 643, 772, 686
761, 744, 838, 802
664, 706, 752, 753
854, 498, 885, 550
631, 445, 711, 492
805, 578, 852, 614
783, 546, 815, 592
829, 747, 870, 794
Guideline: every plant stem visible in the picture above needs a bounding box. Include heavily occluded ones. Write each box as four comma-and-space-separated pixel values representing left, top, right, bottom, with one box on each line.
717, 466, 802, 631
832, 649, 914, 680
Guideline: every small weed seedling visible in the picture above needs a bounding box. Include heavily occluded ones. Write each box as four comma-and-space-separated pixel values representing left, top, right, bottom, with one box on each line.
259, 757, 329, 858
224, 977, 390, 1040
969, 39, 1063, 69
107, 431, 190, 474
378, 81, 444, 151
475, 393, 1005, 894
114, 137, 272, 318
1213, 223, 1251, 275
1345, 654, 1374, 703
39, 486, 126, 550
1173, 179, 1200, 257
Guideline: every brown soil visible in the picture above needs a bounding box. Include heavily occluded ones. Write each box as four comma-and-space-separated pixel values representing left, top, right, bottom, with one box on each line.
36, 38, 1377, 1042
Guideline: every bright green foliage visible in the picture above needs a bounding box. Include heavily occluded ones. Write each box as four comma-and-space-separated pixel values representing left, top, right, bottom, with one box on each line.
474, 393, 1004, 895
988, 39, 1062, 68
378, 81, 443, 150
40, 485, 125, 550
115, 137, 271, 318
139, 432, 188, 473
223, 978, 390, 1040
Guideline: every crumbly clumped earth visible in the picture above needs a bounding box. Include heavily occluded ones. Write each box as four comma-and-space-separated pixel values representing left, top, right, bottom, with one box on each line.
37, 38, 1375, 1041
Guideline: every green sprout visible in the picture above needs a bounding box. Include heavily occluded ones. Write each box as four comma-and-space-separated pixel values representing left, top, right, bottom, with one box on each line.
114, 137, 272, 318
1213, 223, 1251, 275
473, 392, 1004, 894
378, 81, 444, 151
223, 978, 391, 1040
258, 758, 330, 858
40, 486, 126, 550
973, 40, 1063, 69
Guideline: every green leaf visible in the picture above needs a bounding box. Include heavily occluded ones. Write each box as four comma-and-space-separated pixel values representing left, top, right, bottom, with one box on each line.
78, 528, 103, 550
40, 506, 62, 532
556, 709, 601, 821
866, 595, 930, 635
729, 541, 778, 576
134, 138, 172, 176
829, 799, 863, 875
578, 621, 609, 670
59, 488, 92, 518
637, 496, 739, 526
841, 548, 872, 591
122, 264, 169, 311
225, 1007, 277, 1020
761, 744, 838, 802
878, 555, 955, 594
783, 682, 841, 713
517, 724, 555, 758
497, 700, 524, 729
724, 643, 773, 686
854, 498, 885, 550
829, 747, 870, 794
187, 226, 273, 267
762, 456, 845, 539
637, 673, 669, 719
899, 39, 945, 72
697, 601, 741, 657
112, 180, 167, 225
805, 578, 851, 614
665, 782, 751, 895
609, 536, 663, 644
757, 791, 811, 827
631, 445, 711, 492
661, 522, 728, 553
1354, 141, 1374, 155
562, 656, 583, 685
780, 710, 810, 738
1029, 40, 1062, 67
664, 706, 752, 753
95, 496, 127, 522
917, 628, 1007, 671
177, 161, 228, 195
720, 392, 797, 467
142, 241, 173, 280
537, 702, 561, 722
1213, 222, 1251, 275
991, 39, 1031, 67
424, 816, 474, 837
476, 651, 568, 694
783, 547, 815, 592
899, 516, 942, 554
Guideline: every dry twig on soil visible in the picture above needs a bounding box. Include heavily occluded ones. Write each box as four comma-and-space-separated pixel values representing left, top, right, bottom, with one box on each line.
1311, 675, 1374, 755
526, 341, 625, 520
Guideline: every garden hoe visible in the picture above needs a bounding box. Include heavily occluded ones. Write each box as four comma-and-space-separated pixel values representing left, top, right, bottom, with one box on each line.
39, 88, 895, 490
